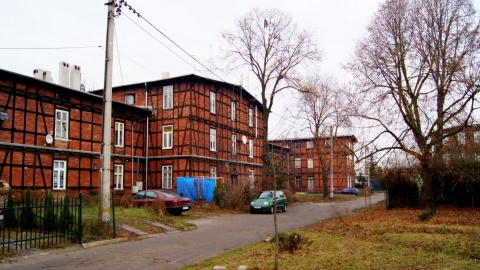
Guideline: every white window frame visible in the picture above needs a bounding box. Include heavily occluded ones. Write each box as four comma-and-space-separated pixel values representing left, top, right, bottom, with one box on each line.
306, 141, 313, 149
295, 176, 302, 188
114, 122, 124, 147
162, 125, 173, 149
248, 169, 254, 185
210, 91, 216, 114
295, 141, 301, 149
210, 166, 217, 179
163, 85, 173, 109
308, 176, 314, 192
114, 164, 124, 190
307, 158, 314, 169
295, 157, 301, 168
474, 131, 480, 144
232, 134, 237, 155
125, 94, 135, 105
210, 128, 217, 151
162, 165, 173, 189
55, 109, 69, 140
249, 139, 254, 158
231, 101, 236, 121
53, 160, 67, 190
458, 132, 465, 144
248, 108, 253, 127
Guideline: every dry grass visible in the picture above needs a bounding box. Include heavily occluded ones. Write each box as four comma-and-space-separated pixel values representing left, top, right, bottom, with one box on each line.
182, 203, 480, 270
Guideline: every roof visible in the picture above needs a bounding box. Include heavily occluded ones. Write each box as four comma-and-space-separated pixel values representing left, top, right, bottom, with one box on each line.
269, 135, 358, 143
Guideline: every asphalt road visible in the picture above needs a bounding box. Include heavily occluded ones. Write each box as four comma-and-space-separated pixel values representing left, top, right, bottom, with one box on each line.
0, 193, 385, 270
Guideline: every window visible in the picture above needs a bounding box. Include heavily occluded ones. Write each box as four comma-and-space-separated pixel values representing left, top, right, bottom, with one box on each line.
476, 154, 480, 161
458, 132, 465, 144
248, 169, 254, 185
295, 157, 301, 168
114, 164, 124, 190
163, 85, 173, 109
114, 122, 124, 147
307, 158, 314, 169
308, 176, 314, 192
210, 91, 216, 114
294, 141, 301, 149
232, 134, 237, 155
308, 141, 315, 149
53, 160, 67, 190
295, 176, 302, 188
474, 131, 480, 144
162, 165, 173, 189
125, 94, 135, 105
55, 109, 69, 140
325, 140, 331, 147
162, 125, 173, 149
210, 166, 217, 178
210, 129, 217, 151
249, 139, 254, 158
231, 101, 236, 121
248, 108, 253, 127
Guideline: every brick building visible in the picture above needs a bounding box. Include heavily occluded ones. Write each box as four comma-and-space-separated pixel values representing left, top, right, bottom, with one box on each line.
442, 125, 480, 162
269, 135, 356, 193
92, 74, 264, 190
0, 68, 150, 194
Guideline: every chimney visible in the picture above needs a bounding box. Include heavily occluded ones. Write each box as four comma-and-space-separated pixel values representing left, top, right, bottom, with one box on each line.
161, 72, 170, 79
70, 65, 81, 90
58, 61, 70, 87
33, 69, 44, 80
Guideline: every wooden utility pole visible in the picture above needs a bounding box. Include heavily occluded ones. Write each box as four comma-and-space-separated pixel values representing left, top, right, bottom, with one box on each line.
99, 0, 116, 223
330, 126, 334, 198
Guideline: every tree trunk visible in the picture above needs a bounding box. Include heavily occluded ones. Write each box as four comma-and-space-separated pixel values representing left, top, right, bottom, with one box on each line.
420, 160, 436, 216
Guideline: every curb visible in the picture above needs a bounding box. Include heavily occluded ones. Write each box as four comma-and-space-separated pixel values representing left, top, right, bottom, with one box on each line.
81, 237, 128, 248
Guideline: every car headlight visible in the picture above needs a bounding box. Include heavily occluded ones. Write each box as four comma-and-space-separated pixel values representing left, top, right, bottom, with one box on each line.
263, 202, 269, 206
250, 202, 254, 205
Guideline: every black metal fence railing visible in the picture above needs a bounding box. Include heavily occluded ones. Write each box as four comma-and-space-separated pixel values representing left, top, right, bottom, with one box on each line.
0, 193, 82, 253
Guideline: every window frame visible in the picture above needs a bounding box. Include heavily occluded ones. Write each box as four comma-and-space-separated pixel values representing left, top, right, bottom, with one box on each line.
53, 160, 67, 190
114, 164, 124, 190
232, 134, 237, 155
307, 176, 314, 192
125, 93, 135, 105
210, 166, 217, 179
248, 108, 253, 127
307, 157, 314, 169
295, 176, 302, 188
294, 141, 301, 149
114, 121, 125, 147
162, 125, 173, 149
163, 85, 173, 109
231, 101, 236, 121
210, 128, 217, 151
306, 141, 313, 149
295, 157, 301, 168
210, 91, 216, 114
162, 165, 173, 189
249, 139, 254, 158
55, 109, 69, 140
458, 132, 465, 144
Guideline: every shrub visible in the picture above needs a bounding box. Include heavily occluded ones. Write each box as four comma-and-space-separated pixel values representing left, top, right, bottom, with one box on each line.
20, 189, 35, 229
276, 232, 312, 253
4, 190, 17, 228
43, 191, 57, 231
59, 193, 74, 232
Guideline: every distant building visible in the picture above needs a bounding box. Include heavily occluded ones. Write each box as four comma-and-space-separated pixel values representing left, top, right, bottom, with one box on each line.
442, 125, 480, 162
269, 135, 357, 193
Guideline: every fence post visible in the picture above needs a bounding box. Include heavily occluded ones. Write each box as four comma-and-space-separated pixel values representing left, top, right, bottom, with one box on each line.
78, 192, 82, 243
112, 192, 116, 238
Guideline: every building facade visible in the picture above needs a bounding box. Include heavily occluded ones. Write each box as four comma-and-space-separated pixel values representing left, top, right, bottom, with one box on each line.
93, 74, 264, 190
269, 135, 356, 193
0, 68, 150, 195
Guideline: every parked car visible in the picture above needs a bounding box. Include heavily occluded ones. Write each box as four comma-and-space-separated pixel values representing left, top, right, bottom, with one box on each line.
131, 190, 191, 215
250, 190, 287, 214
334, 187, 359, 196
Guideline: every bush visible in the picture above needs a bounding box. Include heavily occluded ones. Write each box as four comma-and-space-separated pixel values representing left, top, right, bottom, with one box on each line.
20, 189, 35, 229
43, 191, 57, 231
4, 190, 17, 228
59, 193, 74, 232
276, 232, 312, 253
213, 182, 258, 212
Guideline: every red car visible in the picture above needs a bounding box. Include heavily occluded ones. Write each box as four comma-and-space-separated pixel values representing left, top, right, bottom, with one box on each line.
131, 190, 191, 215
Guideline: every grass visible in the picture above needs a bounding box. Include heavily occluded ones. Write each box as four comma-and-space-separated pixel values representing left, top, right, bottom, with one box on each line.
181, 203, 480, 270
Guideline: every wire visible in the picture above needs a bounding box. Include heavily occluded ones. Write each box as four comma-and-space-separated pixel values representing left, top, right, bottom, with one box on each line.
114, 26, 125, 85
0, 45, 101, 50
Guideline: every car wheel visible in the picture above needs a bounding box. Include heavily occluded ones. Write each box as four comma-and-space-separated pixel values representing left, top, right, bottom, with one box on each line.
270, 206, 274, 214
283, 204, 287, 212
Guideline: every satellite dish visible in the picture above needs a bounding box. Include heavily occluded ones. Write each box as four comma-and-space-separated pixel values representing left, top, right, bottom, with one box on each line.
46, 134, 53, 144
0, 109, 8, 121
242, 135, 247, 144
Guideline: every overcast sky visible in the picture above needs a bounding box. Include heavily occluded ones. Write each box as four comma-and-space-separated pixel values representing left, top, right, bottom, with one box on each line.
2, 1, 479, 139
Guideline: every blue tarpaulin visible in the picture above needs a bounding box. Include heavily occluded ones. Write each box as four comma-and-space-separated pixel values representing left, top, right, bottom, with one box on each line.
177, 177, 216, 203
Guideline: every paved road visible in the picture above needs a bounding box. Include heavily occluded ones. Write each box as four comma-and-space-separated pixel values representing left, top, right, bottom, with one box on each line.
0, 193, 385, 270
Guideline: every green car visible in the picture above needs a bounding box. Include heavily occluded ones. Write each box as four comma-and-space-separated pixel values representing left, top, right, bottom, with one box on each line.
250, 190, 287, 214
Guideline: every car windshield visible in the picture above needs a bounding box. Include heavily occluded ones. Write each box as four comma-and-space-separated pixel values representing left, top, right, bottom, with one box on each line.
258, 191, 273, 199
161, 190, 178, 198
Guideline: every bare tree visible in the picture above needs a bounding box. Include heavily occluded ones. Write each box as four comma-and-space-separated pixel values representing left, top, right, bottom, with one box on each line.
297, 75, 351, 197
347, 0, 480, 217
221, 8, 321, 182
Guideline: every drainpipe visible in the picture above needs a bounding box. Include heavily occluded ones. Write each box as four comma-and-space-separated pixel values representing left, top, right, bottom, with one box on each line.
145, 82, 149, 190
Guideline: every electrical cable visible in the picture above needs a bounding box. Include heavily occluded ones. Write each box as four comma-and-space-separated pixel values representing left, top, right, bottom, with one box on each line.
0, 45, 101, 50
114, 26, 125, 85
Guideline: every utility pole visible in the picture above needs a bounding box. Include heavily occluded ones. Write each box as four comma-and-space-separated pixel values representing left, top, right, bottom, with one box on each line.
99, 0, 116, 223
329, 126, 334, 198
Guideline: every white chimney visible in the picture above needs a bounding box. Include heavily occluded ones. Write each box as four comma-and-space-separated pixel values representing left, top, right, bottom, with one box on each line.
70, 65, 81, 90
33, 69, 44, 80
161, 72, 170, 79
43, 71, 53, 82
58, 61, 70, 87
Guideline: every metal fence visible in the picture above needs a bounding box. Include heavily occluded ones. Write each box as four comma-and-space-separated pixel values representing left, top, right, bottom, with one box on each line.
0, 193, 82, 253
